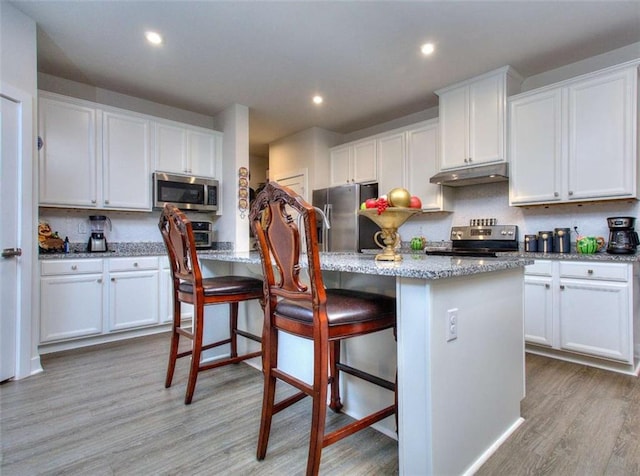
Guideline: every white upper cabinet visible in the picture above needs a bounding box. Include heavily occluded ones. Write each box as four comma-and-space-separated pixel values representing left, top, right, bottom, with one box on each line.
154, 120, 222, 178
39, 92, 152, 210
509, 63, 638, 206
39, 95, 98, 207
329, 138, 377, 186
102, 110, 151, 210
437, 66, 522, 170
509, 89, 564, 204
378, 120, 452, 212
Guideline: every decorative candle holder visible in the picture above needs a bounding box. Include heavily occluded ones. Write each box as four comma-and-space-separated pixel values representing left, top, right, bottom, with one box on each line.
359, 208, 421, 261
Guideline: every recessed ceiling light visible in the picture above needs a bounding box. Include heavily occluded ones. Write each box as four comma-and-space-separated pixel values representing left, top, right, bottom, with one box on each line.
312, 95, 323, 105
145, 31, 163, 45
420, 42, 435, 55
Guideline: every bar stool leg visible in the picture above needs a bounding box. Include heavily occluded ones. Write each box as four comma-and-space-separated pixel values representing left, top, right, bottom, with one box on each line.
185, 305, 204, 405
328, 340, 342, 412
307, 345, 329, 476
230, 302, 239, 359
257, 326, 278, 460
165, 299, 181, 388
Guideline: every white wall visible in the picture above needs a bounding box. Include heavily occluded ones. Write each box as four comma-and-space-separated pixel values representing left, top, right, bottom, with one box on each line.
269, 126, 342, 192
213, 103, 251, 251
38, 73, 215, 128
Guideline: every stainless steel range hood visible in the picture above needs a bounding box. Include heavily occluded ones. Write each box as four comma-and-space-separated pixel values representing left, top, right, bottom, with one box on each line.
429, 162, 509, 187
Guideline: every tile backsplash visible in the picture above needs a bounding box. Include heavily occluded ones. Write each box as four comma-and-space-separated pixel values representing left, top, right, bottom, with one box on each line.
38, 208, 218, 244
40, 182, 638, 247
399, 182, 639, 243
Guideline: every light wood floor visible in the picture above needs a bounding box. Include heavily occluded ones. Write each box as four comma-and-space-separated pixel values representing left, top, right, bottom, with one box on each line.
2, 334, 640, 475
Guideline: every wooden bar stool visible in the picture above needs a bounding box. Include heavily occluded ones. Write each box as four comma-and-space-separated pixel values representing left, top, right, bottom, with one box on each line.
159, 203, 263, 404
250, 182, 397, 476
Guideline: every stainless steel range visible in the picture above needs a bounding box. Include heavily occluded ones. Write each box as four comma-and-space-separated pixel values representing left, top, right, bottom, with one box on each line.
425, 224, 519, 257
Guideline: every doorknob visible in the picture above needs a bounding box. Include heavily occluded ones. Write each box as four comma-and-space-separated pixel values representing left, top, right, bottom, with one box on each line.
2, 248, 22, 258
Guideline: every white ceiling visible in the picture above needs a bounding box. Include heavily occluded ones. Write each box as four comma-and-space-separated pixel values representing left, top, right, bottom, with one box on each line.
10, 1, 640, 157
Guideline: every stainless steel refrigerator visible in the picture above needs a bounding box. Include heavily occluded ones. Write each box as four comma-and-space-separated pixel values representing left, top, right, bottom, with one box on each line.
312, 183, 378, 252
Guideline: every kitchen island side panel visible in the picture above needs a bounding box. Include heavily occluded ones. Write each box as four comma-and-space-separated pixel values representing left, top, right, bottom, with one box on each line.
397, 268, 525, 475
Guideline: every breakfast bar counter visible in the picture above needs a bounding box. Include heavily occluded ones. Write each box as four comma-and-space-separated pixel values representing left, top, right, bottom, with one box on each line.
199, 251, 532, 475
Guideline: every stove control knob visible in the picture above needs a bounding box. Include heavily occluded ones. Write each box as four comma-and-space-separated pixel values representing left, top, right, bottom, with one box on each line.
501, 230, 507, 235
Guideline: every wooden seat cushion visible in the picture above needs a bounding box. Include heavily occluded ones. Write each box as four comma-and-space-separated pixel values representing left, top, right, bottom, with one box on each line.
178, 276, 263, 296
275, 289, 396, 325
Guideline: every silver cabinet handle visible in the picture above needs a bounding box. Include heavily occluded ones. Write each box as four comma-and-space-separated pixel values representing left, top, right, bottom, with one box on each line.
111, 277, 115, 282
554, 192, 559, 197
545, 283, 550, 289
568, 191, 574, 196
97, 278, 102, 284
133, 262, 139, 267
71, 265, 78, 270
587, 269, 593, 275
104, 199, 110, 205
560, 285, 565, 290
1, 248, 22, 258
91, 199, 97, 204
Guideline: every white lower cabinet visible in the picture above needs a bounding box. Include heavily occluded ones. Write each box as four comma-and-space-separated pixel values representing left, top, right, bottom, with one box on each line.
40, 260, 104, 342
107, 257, 159, 331
524, 260, 636, 369
40, 256, 165, 346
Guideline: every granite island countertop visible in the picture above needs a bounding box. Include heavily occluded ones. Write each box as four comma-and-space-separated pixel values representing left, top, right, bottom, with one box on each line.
198, 250, 534, 280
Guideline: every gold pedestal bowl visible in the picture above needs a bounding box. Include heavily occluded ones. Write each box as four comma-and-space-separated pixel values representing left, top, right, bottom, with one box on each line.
359, 208, 422, 261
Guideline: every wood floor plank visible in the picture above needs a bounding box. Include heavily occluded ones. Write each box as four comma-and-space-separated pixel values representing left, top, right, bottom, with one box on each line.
5, 336, 640, 475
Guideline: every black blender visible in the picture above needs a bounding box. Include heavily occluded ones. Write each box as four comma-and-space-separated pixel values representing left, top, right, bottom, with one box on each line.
87, 215, 112, 252
606, 217, 639, 254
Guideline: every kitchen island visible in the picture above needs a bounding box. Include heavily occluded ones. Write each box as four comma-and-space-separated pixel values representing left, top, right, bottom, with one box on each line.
199, 250, 532, 475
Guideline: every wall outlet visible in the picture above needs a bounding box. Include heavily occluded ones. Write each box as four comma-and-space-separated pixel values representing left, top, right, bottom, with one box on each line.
446, 308, 458, 342
78, 222, 87, 234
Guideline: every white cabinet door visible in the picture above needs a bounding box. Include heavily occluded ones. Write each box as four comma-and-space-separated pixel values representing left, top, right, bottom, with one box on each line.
523, 275, 554, 347
567, 68, 636, 201
406, 122, 451, 211
439, 85, 468, 170
559, 279, 631, 363
40, 274, 104, 342
188, 129, 219, 178
329, 146, 352, 186
469, 73, 505, 166
102, 111, 151, 210
352, 139, 377, 184
154, 122, 188, 174
109, 270, 160, 331
377, 131, 405, 198
39, 97, 97, 207
509, 89, 563, 205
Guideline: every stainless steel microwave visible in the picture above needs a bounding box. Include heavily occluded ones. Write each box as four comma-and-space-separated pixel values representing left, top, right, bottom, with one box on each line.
153, 172, 219, 212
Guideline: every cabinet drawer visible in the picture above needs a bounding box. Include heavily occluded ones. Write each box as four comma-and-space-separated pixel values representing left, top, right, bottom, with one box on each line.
559, 262, 629, 282
109, 256, 158, 272
41, 259, 103, 276
525, 260, 553, 276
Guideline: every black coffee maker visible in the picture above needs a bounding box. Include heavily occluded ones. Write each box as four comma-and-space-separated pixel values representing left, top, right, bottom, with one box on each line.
606, 217, 639, 254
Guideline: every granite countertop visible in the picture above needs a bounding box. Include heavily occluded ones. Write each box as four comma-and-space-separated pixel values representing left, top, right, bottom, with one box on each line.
198, 250, 533, 280
497, 250, 640, 263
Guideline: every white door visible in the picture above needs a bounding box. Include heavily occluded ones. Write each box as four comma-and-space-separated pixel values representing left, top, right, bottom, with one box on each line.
0, 95, 20, 381
275, 169, 308, 201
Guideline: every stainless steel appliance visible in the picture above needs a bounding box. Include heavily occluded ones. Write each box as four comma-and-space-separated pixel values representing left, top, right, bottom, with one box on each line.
191, 221, 214, 249
87, 215, 111, 252
312, 183, 378, 252
606, 216, 639, 254
425, 224, 519, 257
153, 172, 219, 212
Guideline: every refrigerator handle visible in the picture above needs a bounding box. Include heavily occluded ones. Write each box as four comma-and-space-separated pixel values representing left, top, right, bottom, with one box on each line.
324, 204, 332, 252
